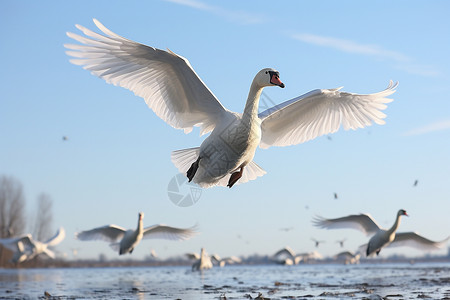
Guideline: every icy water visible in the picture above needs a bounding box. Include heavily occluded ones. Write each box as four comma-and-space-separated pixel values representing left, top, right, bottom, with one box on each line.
0, 263, 449, 299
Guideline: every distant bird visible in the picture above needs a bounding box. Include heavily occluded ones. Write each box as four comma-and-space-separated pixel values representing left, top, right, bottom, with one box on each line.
76, 212, 196, 255
336, 238, 347, 248
413, 180, 419, 187
191, 248, 213, 271
334, 251, 361, 265
0, 227, 65, 263
311, 238, 325, 248
66, 19, 397, 188
211, 254, 242, 267
62, 136, 68, 141
313, 209, 450, 257
334, 193, 338, 199
279, 227, 294, 232
273, 246, 322, 265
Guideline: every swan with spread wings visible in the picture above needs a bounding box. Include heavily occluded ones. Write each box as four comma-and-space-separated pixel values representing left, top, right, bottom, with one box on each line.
66, 19, 397, 188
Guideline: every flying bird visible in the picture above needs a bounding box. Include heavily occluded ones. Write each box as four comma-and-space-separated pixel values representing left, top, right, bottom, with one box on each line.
311, 238, 325, 248
336, 238, 347, 248
0, 227, 65, 263
313, 209, 449, 256
76, 212, 196, 255
66, 19, 397, 188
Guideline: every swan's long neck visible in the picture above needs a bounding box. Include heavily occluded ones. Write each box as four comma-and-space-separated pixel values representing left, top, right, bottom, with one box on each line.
242, 81, 263, 123
136, 215, 143, 235
387, 213, 402, 235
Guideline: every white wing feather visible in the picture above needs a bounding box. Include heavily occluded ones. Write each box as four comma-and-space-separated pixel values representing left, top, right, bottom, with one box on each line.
312, 214, 381, 236
65, 19, 231, 135
143, 225, 197, 241
259, 81, 397, 148
76, 225, 126, 243
45, 227, 66, 247
389, 232, 450, 250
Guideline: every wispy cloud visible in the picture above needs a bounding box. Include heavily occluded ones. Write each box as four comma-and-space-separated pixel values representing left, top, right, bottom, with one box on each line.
291, 33, 409, 62
290, 33, 440, 77
404, 120, 450, 136
165, 0, 264, 25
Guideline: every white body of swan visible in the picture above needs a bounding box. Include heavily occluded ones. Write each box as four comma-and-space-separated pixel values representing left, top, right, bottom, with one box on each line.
0, 227, 65, 263
65, 19, 397, 188
191, 248, 213, 271
76, 212, 196, 255
313, 209, 449, 256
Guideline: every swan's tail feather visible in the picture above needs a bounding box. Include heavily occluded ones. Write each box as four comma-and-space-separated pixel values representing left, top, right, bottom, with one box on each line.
171, 147, 200, 174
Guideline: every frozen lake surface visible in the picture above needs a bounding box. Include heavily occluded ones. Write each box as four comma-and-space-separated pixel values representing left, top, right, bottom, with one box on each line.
0, 263, 449, 299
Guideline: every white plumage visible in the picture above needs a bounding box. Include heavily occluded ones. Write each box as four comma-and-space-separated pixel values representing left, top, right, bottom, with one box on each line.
66, 19, 397, 188
313, 210, 449, 256
76, 212, 197, 255
0, 227, 65, 263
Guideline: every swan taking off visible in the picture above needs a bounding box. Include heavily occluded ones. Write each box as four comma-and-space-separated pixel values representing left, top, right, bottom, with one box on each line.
76, 212, 197, 255
0, 227, 65, 263
313, 209, 449, 257
66, 19, 397, 188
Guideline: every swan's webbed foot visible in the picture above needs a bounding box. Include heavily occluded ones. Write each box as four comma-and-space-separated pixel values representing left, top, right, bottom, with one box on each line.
187, 157, 201, 182
227, 166, 244, 188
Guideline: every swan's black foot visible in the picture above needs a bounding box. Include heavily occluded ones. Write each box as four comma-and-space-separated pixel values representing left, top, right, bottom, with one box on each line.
187, 158, 200, 182
227, 167, 244, 188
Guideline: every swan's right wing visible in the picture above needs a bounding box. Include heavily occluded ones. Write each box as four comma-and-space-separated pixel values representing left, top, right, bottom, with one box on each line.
185, 252, 200, 260
389, 232, 450, 251
65, 19, 231, 135
76, 225, 126, 243
143, 224, 197, 241
312, 214, 381, 236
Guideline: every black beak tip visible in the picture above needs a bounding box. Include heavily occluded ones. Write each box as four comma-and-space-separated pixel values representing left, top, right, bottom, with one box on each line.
280, 83, 285, 88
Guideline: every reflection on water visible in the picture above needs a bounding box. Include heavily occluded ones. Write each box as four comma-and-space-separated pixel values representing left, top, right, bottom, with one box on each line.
0, 263, 449, 299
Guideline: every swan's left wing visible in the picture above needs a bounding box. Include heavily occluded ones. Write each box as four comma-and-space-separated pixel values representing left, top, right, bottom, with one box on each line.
143, 224, 197, 241
389, 232, 450, 251
0, 234, 34, 252
45, 227, 66, 247
65, 19, 231, 135
259, 81, 397, 149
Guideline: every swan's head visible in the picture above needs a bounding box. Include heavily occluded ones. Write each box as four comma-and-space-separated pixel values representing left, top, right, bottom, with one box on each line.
138, 212, 144, 220
398, 209, 408, 217
255, 68, 285, 88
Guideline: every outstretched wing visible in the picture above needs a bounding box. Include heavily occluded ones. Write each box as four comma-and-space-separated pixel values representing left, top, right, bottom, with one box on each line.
76, 225, 126, 243
312, 214, 381, 236
65, 19, 231, 135
389, 232, 450, 251
143, 224, 197, 240
45, 227, 66, 247
259, 81, 397, 148
0, 234, 34, 252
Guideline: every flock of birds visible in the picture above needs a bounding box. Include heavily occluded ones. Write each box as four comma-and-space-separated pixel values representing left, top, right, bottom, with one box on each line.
2, 20, 448, 268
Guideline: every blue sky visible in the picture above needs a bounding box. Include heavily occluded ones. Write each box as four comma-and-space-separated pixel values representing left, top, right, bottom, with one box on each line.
1, 0, 449, 260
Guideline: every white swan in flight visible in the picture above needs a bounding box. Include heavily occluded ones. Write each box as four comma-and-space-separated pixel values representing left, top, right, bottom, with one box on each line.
0, 227, 65, 263
65, 19, 397, 188
211, 254, 242, 267
76, 212, 197, 255
313, 209, 449, 256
